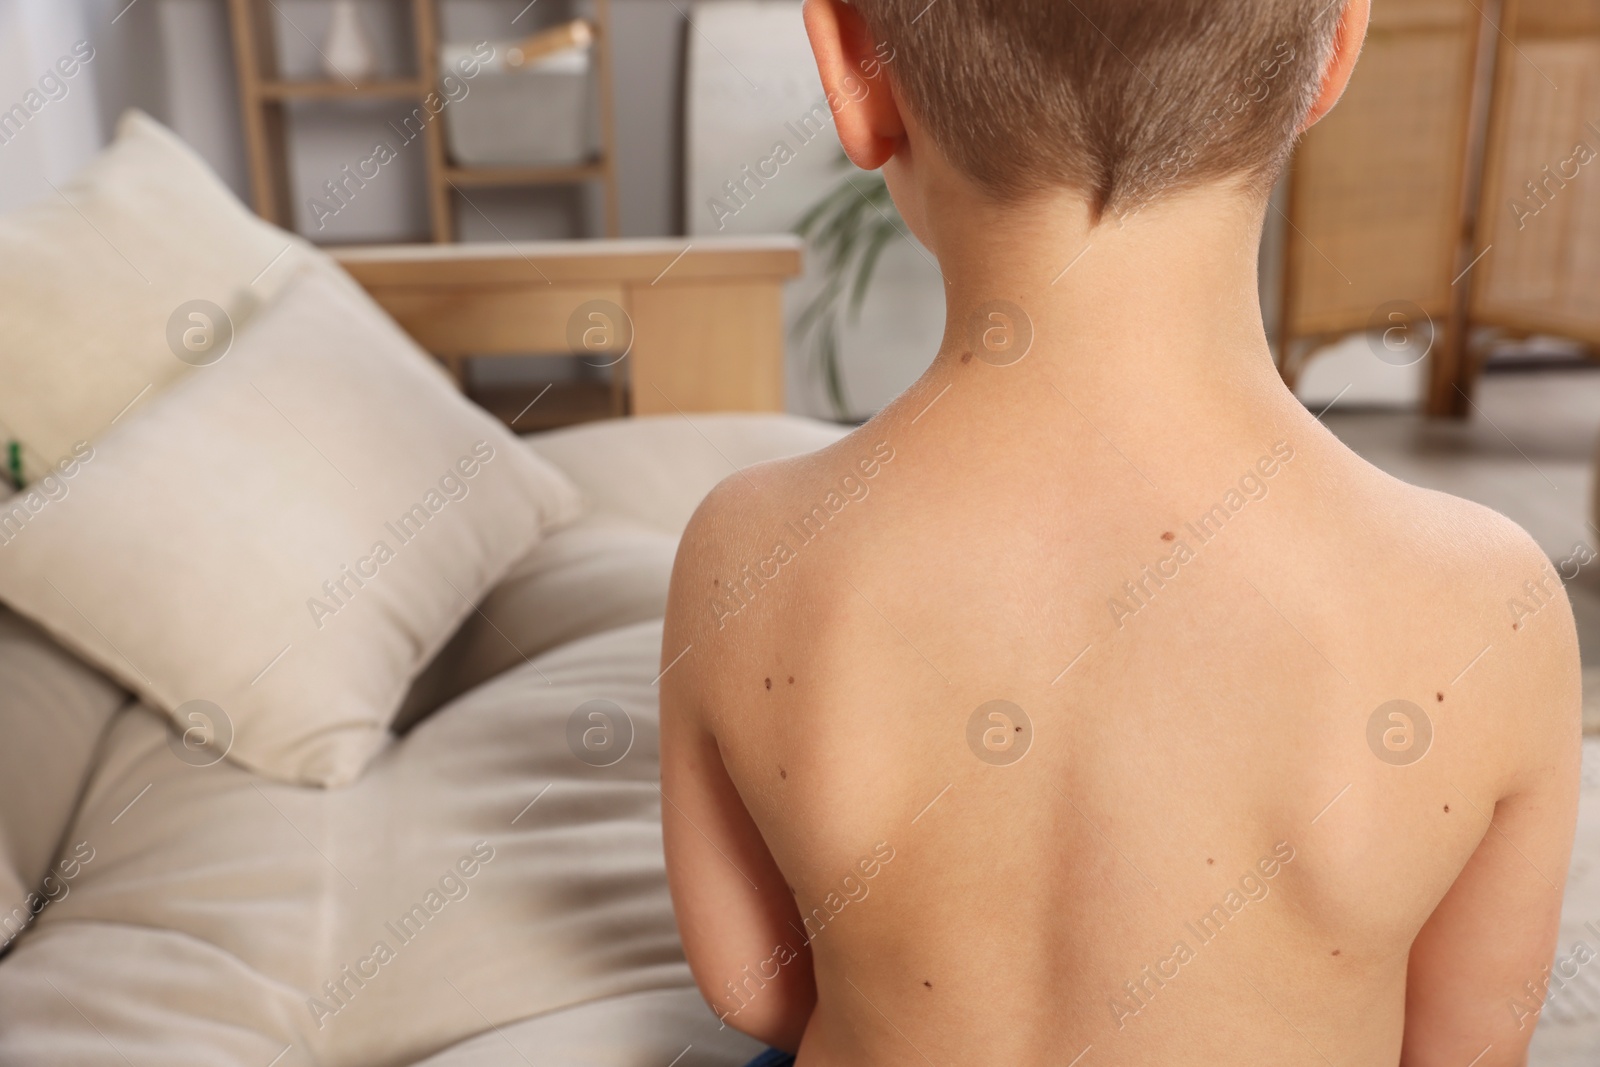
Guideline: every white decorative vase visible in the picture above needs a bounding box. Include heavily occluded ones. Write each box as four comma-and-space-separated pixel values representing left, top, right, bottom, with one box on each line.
323, 1, 376, 84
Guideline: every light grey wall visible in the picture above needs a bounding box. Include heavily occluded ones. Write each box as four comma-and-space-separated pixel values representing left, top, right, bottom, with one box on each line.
610, 0, 684, 236
0, 0, 109, 210
160, 0, 249, 192
84, 0, 166, 143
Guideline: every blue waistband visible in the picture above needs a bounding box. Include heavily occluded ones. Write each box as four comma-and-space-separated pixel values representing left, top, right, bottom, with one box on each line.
744, 1050, 796, 1067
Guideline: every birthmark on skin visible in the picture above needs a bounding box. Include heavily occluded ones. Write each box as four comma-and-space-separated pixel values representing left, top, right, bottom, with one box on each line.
1206, 858, 1214, 865
1513, 622, 1521, 630
780, 767, 787, 780
1332, 949, 1341, 957
765, 678, 772, 690
1161, 531, 1176, 542
1444, 805, 1450, 813
967, 700, 1032, 765
960, 351, 973, 365
788, 676, 795, 685
923, 980, 933, 989
1436, 692, 1444, 702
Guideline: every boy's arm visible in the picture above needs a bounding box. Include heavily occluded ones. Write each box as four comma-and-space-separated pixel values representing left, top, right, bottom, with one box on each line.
659, 492, 816, 1050
1401, 562, 1582, 1066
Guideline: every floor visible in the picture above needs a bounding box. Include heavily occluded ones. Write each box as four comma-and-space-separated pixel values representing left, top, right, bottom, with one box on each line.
1320, 366, 1600, 1060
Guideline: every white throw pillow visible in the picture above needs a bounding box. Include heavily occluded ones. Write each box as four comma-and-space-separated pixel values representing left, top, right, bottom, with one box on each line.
0, 110, 311, 483
0, 264, 584, 787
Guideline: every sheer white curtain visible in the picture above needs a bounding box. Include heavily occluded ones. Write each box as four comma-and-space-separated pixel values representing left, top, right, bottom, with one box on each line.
0, 0, 106, 213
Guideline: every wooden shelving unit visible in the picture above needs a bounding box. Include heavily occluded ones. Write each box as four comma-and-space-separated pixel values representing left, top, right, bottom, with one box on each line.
225, 0, 620, 243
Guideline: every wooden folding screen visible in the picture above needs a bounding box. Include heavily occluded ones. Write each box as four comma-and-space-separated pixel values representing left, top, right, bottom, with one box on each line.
1468, 0, 1600, 375
1283, 0, 1600, 416
1277, 0, 1488, 409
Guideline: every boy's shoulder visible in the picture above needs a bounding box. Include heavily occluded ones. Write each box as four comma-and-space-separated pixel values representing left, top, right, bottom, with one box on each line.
1336, 459, 1580, 775
673, 423, 899, 571
664, 424, 900, 649
1355, 462, 1569, 616
1328, 448, 1574, 648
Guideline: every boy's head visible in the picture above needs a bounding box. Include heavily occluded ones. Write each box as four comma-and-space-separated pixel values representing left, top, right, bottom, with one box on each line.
806, 0, 1365, 223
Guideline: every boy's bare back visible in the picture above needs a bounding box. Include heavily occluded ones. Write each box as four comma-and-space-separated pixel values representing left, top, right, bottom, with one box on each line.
662, 361, 1580, 1065
661, 1, 1582, 1063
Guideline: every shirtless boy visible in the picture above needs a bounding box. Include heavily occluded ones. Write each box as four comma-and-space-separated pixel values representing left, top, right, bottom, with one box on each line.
661, 2, 1583, 1064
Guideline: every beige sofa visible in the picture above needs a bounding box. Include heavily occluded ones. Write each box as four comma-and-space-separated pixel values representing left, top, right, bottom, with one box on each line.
0, 106, 853, 1065
0, 412, 845, 1067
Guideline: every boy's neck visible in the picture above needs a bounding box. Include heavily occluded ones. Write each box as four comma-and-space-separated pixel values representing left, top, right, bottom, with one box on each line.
917, 186, 1290, 419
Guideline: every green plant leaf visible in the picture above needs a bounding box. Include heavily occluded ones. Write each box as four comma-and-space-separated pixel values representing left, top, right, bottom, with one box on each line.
791, 162, 904, 419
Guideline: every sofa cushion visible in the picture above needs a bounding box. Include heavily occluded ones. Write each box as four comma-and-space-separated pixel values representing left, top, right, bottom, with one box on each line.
0, 934, 760, 1067
0, 606, 125, 956
0, 111, 312, 483
0, 621, 721, 1067
0, 923, 312, 1066
411, 988, 760, 1066
0, 264, 584, 787
528, 413, 849, 537
395, 513, 678, 733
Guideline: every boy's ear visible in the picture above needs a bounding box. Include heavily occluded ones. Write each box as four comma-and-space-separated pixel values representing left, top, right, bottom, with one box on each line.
802, 0, 904, 171
1301, 0, 1372, 131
